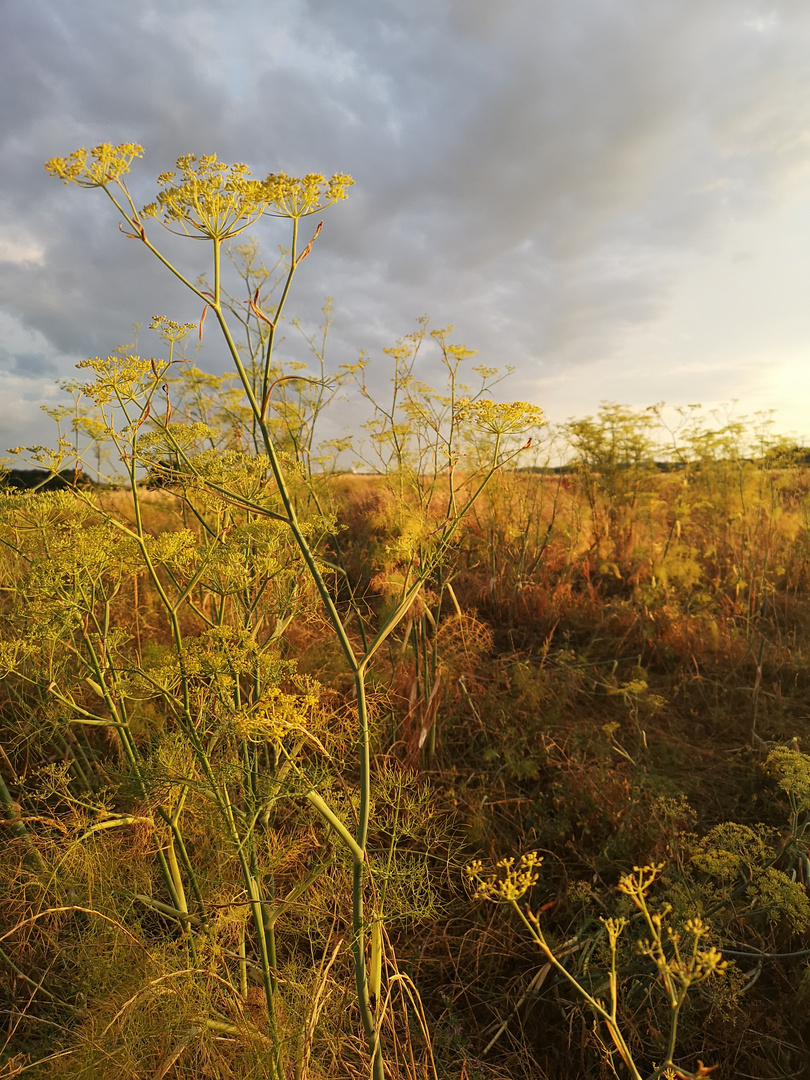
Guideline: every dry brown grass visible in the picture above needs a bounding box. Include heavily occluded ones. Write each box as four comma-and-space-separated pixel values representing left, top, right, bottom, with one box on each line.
2, 460, 810, 1078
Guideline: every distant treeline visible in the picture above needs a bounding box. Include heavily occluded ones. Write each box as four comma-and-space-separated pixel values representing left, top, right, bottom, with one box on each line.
0, 468, 103, 492
520, 445, 810, 474
5, 444, 810, 492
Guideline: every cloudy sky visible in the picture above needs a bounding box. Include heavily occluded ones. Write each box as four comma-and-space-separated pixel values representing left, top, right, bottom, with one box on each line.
2, 0, 810, 457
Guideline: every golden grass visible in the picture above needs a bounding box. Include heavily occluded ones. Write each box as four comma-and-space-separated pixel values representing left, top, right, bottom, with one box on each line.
2, 459, 810, 1079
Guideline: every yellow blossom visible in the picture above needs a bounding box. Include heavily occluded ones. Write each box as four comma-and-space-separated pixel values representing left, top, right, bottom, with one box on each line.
459, 399, 545, 437
44, 143, 143, 187
465, 851, 542, 902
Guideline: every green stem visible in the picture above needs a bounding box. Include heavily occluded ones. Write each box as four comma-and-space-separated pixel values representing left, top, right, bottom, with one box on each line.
0, 769, 44, 869
516, 904, 644, 1080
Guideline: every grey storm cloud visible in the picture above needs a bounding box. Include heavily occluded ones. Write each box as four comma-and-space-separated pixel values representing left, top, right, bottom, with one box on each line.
2, 0, 810, 450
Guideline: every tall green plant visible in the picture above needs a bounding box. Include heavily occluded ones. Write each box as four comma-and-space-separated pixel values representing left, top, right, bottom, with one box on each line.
36, 142, 543, 1076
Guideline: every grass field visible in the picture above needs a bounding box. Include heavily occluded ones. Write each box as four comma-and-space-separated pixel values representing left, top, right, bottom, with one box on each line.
2, 442, 810, 1080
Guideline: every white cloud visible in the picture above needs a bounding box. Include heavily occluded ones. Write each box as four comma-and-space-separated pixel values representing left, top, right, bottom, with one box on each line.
0, 309, 58, 361
0, 370, 63, 450
744, 13, 778, 32
0, 231, 45, 266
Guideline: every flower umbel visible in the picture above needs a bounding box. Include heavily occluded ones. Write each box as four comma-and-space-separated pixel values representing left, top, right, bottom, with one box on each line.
465, 851, 542, 902
264, 172, 354, 218
141, 155, 274, 240
459, 399, 545, 437
150, 315, 197, 344
617, 861, 666, 905
44, 143, 144, 187
140, 158, 355, 238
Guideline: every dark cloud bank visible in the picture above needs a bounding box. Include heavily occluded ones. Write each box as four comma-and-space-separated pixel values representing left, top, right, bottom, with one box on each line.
2, 0, 810, 449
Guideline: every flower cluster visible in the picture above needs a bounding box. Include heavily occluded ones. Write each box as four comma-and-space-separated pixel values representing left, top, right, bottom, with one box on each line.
639, 917, 728, 987
150, 315, 197, 344
140, 157, 354, 239
141, 155, 274, 240
465, 851, 542, 902
618, 866, 729, 990
617, 862, 666, 904
264, 171, 354, 218
45, 145, 354, 239
76, 355, 161, 406
766, 746, 810, 813
232, 681, 322, 744
44, 143, 144, 187
459, 399, 545, 437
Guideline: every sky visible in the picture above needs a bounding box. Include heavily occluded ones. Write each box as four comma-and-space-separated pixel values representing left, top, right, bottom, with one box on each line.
2, 0, 810, 460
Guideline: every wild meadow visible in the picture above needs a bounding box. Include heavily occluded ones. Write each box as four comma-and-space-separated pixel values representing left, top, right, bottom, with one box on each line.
1, 144, 810, 1080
